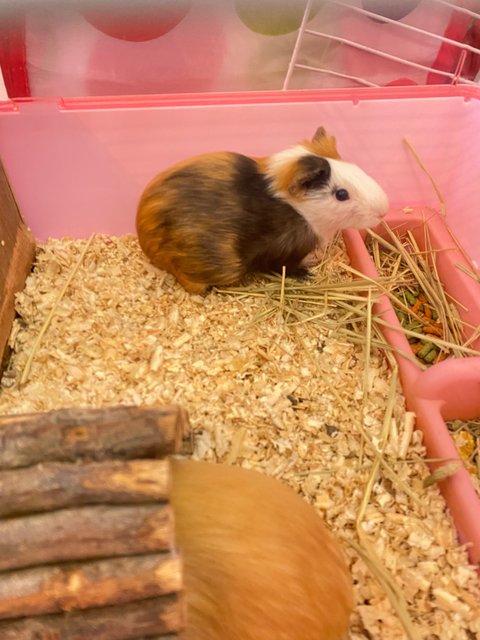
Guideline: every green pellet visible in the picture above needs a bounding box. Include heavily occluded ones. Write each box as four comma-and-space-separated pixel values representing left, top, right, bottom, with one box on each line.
417, 342, 435, 359
424, 348, 439, 363
405, 291, 417, 306
405, 322, 422, 332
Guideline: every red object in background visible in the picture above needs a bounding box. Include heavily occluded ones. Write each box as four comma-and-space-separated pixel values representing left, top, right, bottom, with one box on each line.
427, 10, 472, 84
385, 78, 418, 87
81, 1, 192, 42
463, 19, 480, 81
0, 15, 30, 98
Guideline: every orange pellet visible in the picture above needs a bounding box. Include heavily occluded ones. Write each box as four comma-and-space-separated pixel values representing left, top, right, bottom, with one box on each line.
423, 304, 432, 320
411, 342, 424, 354
411, 299, 423, 314
423, 324, 443, 336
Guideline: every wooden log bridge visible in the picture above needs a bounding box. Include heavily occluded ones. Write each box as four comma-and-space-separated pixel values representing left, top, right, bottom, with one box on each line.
0, 404, 192, 469
0, 458, 172, 517
0, 404, 190, 638
0, 597, 183, 639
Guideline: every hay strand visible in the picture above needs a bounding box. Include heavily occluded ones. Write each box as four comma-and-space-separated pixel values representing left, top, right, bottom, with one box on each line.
403, 137, 446, 217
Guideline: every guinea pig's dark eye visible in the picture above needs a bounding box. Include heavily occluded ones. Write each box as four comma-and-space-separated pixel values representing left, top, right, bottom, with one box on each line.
335, 188, 350, 201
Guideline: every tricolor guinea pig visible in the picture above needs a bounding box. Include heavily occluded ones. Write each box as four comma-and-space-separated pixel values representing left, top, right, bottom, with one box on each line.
170, 458, 354, 640
136, 127, 389, 294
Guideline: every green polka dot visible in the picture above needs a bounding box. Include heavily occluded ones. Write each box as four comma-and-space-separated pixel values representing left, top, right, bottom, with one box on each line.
234, 0, 323, 36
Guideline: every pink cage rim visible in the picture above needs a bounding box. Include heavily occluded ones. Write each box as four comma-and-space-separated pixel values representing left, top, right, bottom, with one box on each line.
0, 84, 479, 112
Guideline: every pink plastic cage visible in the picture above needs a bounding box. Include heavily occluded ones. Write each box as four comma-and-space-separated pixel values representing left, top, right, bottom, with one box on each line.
0, 1, 480, 568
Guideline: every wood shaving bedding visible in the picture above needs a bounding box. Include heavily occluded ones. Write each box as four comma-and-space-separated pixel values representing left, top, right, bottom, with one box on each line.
1, 234, 479, 639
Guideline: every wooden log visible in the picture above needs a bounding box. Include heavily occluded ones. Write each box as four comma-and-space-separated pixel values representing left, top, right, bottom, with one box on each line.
0, 405, 191, 470
0, 158, 36, 376
0, 459, 171, 517
0, 594, 184, 639
0, 504, 174, 572
0, 553, 182, 620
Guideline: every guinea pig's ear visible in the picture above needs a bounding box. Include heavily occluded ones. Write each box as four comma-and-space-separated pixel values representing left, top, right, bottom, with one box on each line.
310, 126, 341, 160
312, 126, 327, 142
289, 155, 331, 197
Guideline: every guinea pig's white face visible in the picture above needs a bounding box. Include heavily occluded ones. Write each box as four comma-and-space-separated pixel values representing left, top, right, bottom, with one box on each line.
268, 147, 389, 245
327, 158, 389, 227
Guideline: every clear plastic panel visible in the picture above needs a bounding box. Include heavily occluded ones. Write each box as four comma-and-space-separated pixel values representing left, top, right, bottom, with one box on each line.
0, 0, 478, 99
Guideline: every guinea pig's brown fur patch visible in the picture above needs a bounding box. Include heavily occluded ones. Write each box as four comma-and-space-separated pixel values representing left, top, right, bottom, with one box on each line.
136, 153, 244, 294
171, 459, 354, 640
304, 127, 342, 160
264, 156, 301, 200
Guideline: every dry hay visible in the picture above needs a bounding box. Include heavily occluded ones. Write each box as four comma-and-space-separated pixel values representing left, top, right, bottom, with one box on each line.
1, 234, 480, 640
366, 225, 480, 366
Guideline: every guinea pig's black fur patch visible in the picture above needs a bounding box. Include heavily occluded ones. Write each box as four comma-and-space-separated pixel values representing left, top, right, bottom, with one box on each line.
232, 155, 317, 275
297, 155, 331, 191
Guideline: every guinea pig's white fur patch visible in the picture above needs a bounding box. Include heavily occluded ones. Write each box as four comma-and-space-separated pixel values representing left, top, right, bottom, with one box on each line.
266, 144, 310, 176
267, 147, 389, 246
299, 157, 389, 243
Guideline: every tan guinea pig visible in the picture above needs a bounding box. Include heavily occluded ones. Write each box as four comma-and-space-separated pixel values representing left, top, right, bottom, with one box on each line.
170, 458, 354, 640
136, 126, 389, 295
